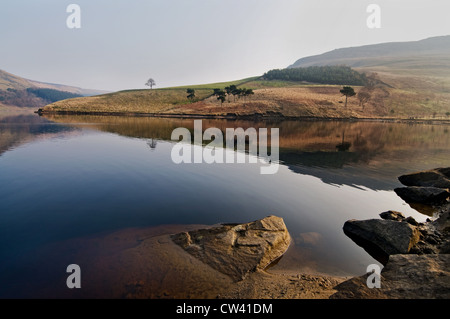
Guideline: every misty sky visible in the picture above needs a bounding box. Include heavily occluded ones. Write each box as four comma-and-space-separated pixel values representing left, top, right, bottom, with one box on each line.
1, 0, 450, 91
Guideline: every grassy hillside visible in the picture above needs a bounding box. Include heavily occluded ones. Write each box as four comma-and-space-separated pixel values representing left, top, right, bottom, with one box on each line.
41, 36, 450, 120
40, 83, 386, 119
169, 77, 260, 90
0, 69, 108, 107
286, 35, 450, 119
0, 68, 108, 109
0, 69, 33, 90
41, 78, 450, 120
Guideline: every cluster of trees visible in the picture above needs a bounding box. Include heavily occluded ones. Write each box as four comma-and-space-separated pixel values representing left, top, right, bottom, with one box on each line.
26, 88, 82, 103
0, 88, 42, 107
212, 85, 254, 105
213, 89, 226, 104
263, 65, 368, 86
186, 88, 195, 101
356, 73, 390, 109
339, 73, 392, 111
185, 85, 254, 105
0, 87, 83, 108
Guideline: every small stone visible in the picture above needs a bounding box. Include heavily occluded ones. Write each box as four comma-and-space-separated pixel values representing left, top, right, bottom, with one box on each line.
405, 216, 419, 226
380, 211, 405, 221
425, 236, 438, 245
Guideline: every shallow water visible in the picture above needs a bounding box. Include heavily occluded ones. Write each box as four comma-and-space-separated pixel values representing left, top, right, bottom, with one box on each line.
1, 113, 449, 297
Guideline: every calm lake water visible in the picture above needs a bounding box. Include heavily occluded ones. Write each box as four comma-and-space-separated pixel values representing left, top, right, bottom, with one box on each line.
1, 113, 449, 297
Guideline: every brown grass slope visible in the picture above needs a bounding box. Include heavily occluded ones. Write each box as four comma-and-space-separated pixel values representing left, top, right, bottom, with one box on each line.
42, 36, 450, 119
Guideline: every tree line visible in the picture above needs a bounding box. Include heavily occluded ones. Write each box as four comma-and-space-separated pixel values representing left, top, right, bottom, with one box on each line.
263, 65, 368, 86
213, 85, 254, 105
0, 88, 82, 108
26, 88, 82, 103
185, 85, 254, 105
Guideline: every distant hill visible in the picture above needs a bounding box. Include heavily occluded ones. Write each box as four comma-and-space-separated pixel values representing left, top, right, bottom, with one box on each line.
0, 69, 32, 91
0, 69, 109, 108
27, 79, 108, 97
0, 69, 108, 96
289, 35, 450, 75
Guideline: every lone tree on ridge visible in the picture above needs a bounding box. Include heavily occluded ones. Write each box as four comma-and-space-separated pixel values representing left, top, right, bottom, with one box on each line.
145, 78, 156, 89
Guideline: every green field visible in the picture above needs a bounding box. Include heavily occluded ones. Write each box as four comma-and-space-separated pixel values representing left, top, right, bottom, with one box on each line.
166, 76, 260, 90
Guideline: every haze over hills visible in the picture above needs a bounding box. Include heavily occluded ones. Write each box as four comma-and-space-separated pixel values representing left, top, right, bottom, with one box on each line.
289, 35, 450, 76
0, 69, 108, 96
0, 69, 109, 109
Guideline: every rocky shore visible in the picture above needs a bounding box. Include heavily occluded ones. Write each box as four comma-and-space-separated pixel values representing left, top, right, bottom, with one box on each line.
19, 169, 448, 299
332, 167, 450, 298
165, 168, 450, 299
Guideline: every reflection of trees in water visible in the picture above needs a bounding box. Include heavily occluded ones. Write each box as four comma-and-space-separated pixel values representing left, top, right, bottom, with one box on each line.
351, 127, 386, 163
336, 131, 351, 152
44, 114, 450, 169
35, 114, 450, 192
147, 139, 157, 150
279, 150, 361, 169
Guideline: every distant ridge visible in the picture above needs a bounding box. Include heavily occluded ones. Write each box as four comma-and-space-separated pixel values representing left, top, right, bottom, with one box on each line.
289, 35, 450, 69
0, 69, 108, 97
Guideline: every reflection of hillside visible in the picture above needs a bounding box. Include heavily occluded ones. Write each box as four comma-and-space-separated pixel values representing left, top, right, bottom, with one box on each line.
0, 114, 77, 156
43, 115, 450, 190
280, 150, 361, 169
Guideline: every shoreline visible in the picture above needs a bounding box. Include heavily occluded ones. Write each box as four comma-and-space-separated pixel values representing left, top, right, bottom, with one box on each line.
37, 110, 450, 125
332, 167, 450, 298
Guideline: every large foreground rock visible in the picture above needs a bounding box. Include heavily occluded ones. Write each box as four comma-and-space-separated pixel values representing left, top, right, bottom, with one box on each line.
394, 186, 450, 205
331, 254, 450, 299
398, 168, 450, 189
343, 219, 420, 265
171, 216, 291, 281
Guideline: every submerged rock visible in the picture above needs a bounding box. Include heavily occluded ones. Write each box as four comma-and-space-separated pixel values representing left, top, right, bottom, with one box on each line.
171, 215, 291, 281
343, 219, 420, 265
398, 168, 450, 189
394, 186, 450, 205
